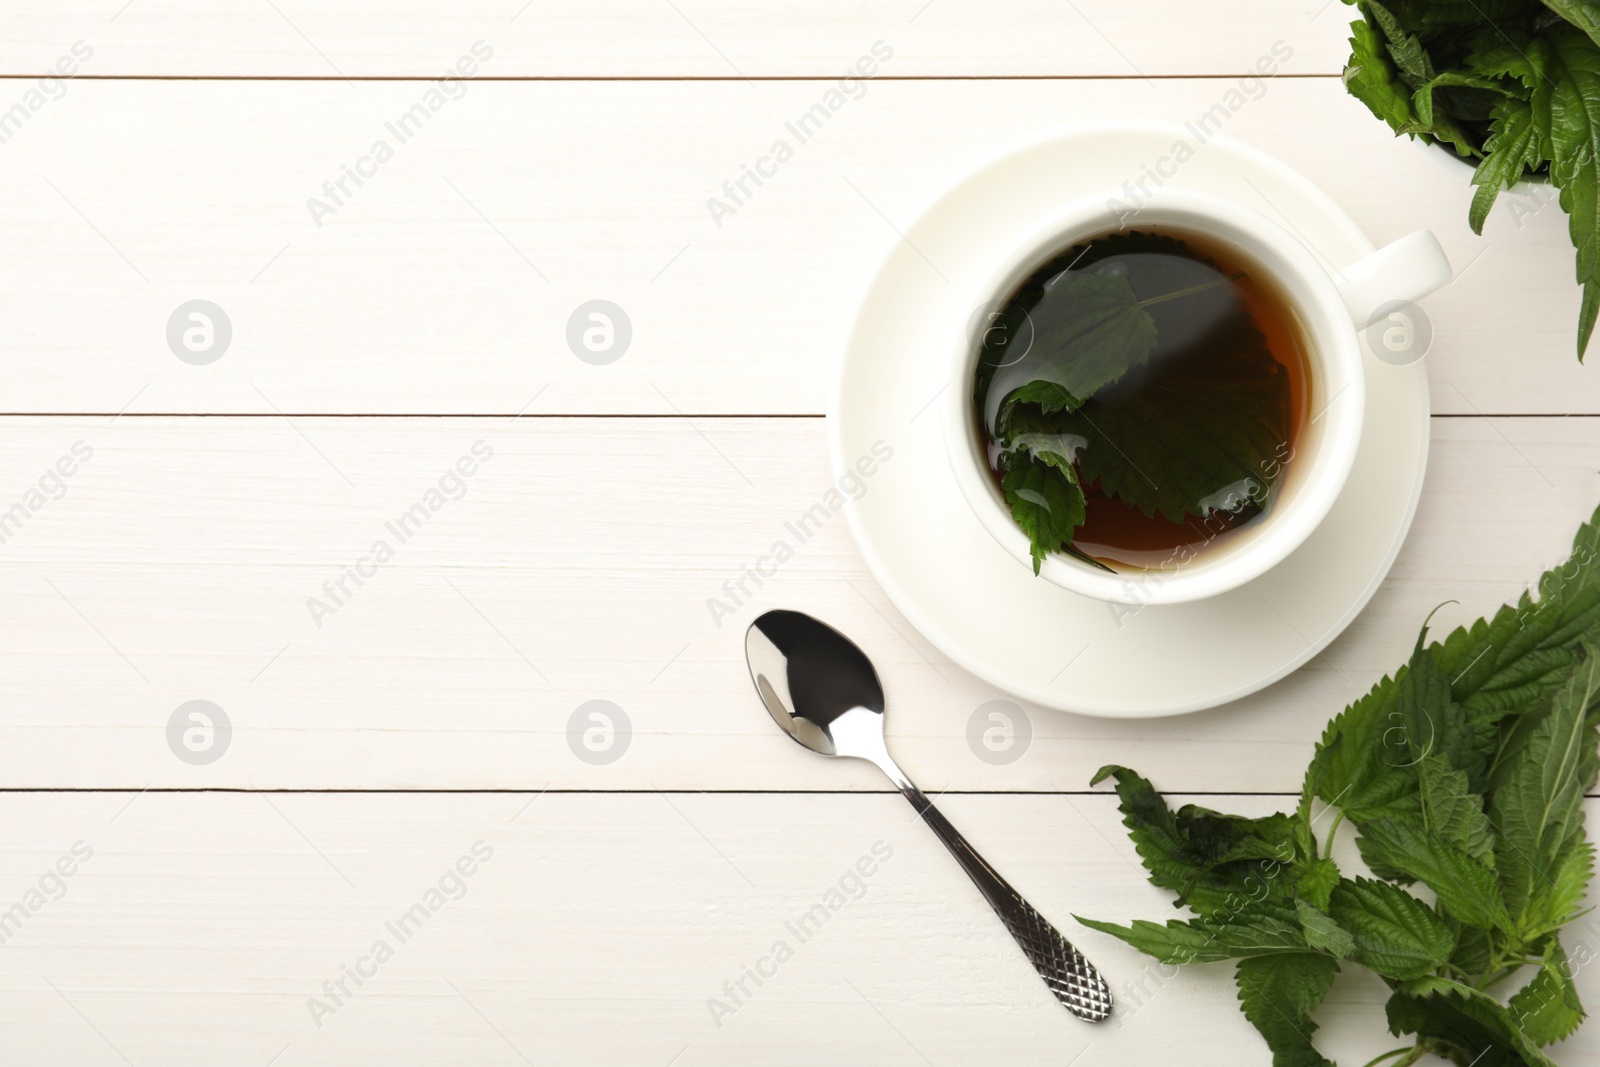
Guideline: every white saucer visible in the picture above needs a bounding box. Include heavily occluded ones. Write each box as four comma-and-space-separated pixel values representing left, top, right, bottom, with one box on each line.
830, 122, 1429, 718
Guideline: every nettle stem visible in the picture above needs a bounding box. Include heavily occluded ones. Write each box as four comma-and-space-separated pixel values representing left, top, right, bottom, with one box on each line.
1357, 1047, 1413, 1067
1321, 810, 1347, 858
1392, 1046, 1430, 1067
1133, 270, 1247, 310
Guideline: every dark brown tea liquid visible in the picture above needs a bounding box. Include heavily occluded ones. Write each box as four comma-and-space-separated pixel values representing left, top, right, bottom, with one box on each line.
978, 229, 1312, 571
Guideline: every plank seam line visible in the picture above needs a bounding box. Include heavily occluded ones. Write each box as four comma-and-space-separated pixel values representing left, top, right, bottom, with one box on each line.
0, 73, 1346, 83
2, 788, 1597, 798
0, 412, 828, 419
0, 412, 1584, 420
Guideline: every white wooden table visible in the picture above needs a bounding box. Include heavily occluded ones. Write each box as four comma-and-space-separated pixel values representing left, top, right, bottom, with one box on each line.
1, 3, 1597, 1064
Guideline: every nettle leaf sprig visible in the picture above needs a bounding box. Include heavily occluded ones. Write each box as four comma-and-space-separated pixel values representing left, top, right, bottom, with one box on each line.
1079, 504, 1600, 1066
1339, 0, 1600, 358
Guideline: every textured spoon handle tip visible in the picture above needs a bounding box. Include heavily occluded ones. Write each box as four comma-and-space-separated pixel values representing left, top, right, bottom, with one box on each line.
1001, 896, 1114, 1022
885, 769, 1113, 1021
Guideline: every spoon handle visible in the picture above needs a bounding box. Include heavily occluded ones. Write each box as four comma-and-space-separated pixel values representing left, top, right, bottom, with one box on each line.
890, 774, 1114, 1022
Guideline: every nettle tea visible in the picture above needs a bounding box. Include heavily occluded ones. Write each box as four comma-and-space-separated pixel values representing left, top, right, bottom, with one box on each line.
973, 230, 1311, 574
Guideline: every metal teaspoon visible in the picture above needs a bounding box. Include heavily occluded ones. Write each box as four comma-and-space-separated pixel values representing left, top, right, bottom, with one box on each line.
744, 609, 1113, 1022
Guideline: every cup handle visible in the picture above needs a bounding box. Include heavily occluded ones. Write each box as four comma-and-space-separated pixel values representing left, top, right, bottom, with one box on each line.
1334, 230, 1453, 328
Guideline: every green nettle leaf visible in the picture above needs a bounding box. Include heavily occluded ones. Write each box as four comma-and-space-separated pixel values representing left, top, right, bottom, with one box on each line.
980, 268, 1158, 433
1354, 819, 1511, 932
1389, 977, 1561, 1067
1073, 913, 1310, 964
1296, 900, 1358, 959
1533, 836, 1597, 939
996, 379, 1082, 422
1509, 938, 1586, 1045
1056, 324, 1289, 524
1417, 755, 1497, 861
1443, 593, 1600, 726
1307, 682, 1422, 828
1296, 858, 1342, 912
998, 450, 1085, 575
997, 403, 1086, 475
1345, 18, 1420, 133
1413, 71, 1506, 156
971, 234, 1195, 410
1472, 35, 1555, 161
1366, 0, 1435, 86
1091, 766, 1300, 917
1328, 878, 1456, 980
1306, 674, 1424, 829
1470, 96, 1545, 233
1235, 954, 1339, 1067
1393, 641, 1487, 786
1490, 647, 1600, 926
1537, 26, 1600, 357
1543, 0, 1600, 52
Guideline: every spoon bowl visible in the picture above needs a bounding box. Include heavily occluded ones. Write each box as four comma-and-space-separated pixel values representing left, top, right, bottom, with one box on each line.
746, 608, 889, 761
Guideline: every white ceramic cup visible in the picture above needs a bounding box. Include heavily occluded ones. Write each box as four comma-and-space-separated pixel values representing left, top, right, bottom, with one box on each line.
943, 187, 1451, 606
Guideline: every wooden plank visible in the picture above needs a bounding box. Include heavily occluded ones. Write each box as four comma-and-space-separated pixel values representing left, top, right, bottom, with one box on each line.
1, 2, 1349, 78
0, 414, 1594, 792
0, 791, 1592, 1065
0, 78, 1590, 415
